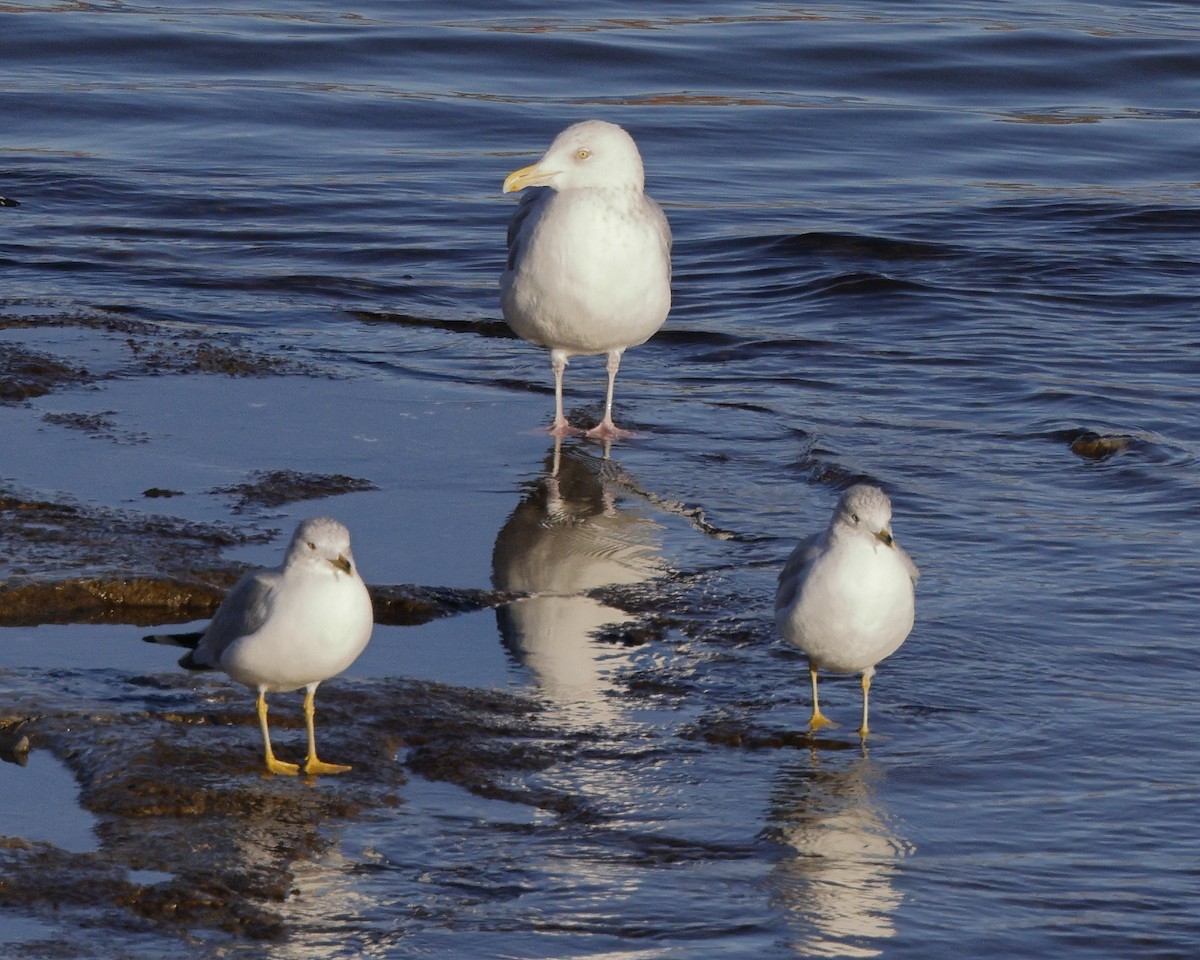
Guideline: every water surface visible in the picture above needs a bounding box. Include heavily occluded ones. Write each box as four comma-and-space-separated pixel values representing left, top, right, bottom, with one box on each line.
1, 1, 1198, 957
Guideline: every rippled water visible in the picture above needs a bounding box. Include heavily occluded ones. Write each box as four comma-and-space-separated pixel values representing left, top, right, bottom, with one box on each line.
2, 2, 1199, 957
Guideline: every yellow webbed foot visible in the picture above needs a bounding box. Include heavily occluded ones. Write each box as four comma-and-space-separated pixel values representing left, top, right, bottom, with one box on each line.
300, 687, 350, 776
808, 709, 838, 732
265, 755, 301, 776
304, 757, 351, 776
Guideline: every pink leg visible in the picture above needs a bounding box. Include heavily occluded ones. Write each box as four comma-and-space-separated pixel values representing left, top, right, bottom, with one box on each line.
548, 350, 582, 438
585, 348, 635, 441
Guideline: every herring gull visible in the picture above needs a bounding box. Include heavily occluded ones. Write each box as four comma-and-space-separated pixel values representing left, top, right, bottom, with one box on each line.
501, 120, 671, 440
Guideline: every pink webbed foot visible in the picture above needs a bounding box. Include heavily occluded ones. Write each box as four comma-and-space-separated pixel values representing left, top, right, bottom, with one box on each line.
547, 417, 584, 439
584, 418, 636, 442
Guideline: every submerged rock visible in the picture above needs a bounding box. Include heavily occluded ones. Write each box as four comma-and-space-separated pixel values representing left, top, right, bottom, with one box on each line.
1069, 431, 1132, 462
213, 469, 379, 512
0, 484, 263, 628
0, 673, 602, 942
0, 309, 311, 387
0, 485, 259, 584
0, 717, 31, 765
0, 343, 91, 401
0, 481, 513, 630
369, 583, 514, 626
0, 575, 234, 628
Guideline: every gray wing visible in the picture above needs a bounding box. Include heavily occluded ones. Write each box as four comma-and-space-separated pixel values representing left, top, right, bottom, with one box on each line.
645, 195, 673, 282
505, 186, 552, 273
774, 533, 822, 612
896, 542, 920, 586
187, 568, 281, 668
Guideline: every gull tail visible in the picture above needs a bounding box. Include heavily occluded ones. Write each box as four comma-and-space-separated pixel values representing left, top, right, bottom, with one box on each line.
143, 631, 212, 671
143, 630, 204, 649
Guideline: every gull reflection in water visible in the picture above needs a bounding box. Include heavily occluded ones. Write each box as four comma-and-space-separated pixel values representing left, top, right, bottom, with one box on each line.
492, 440, 665, 722
264, 847, 385, 960
769, 752, 912, 958
218, 816, 388, 960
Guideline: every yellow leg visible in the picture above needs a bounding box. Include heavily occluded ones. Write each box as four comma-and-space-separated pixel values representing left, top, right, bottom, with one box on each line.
858, 672, 872, 738
808, 663, 837, 731
302, 686, 351, 776
257, 690, 299, 776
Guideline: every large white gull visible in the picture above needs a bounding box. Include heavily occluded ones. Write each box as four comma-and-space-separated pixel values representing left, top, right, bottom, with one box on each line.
501, 120, 672, 440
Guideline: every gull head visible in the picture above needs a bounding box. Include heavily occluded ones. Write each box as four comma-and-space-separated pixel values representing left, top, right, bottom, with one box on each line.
834, 484, 896, 547
503, 120, 646, 195
283, 516, 357, 577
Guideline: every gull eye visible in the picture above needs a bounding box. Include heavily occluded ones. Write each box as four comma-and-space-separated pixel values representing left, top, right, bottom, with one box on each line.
576, 148, 591, 160
850, 513, 859, 524
306, 541, 316, 551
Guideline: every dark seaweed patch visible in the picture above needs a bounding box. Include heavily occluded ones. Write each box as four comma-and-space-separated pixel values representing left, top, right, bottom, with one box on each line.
213, 469, 379, 511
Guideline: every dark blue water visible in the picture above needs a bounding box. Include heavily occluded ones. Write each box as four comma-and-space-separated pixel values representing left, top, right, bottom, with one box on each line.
2, 2, 1199, 957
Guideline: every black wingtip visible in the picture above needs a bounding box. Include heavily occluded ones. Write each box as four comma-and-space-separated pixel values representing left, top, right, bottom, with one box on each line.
144, 630, 204, 647
178, 650, 202, 671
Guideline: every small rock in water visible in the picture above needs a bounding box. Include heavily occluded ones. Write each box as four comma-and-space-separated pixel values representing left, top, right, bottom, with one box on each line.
1, 718, 32, 765
1070, 432, 1131, 462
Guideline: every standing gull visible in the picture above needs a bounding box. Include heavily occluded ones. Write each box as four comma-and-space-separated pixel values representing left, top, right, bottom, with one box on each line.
146, 517, 373, 775
501, 120, 672, 440
775, 485, 919, 737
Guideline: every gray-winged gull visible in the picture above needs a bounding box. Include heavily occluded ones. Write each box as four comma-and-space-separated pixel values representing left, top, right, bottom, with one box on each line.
501, 120, 671, 440
775, 485, 919, 737
146, 517, 373, 775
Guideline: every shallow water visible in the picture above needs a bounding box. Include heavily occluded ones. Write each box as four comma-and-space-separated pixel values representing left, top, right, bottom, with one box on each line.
2, 1, 1199, 957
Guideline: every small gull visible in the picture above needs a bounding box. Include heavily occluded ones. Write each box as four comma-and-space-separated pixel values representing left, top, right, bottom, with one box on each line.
501, 119, 672, 440
775, 485, 919, 737
146, 517, 373, 775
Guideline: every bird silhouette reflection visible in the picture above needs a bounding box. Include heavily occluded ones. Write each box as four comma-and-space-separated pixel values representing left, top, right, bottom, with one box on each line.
768, 751, 912, 958
492, 441, 665, 722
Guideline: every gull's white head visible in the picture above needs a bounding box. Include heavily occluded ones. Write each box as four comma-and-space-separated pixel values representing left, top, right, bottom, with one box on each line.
834, 484, 897, 548
503, 119, 646, 195
283, 516, 357, 576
